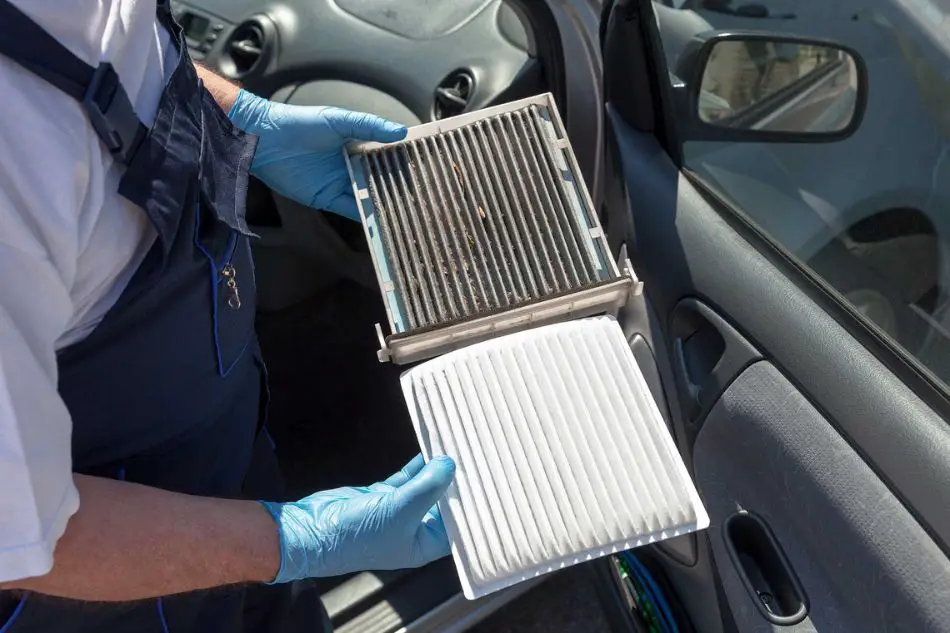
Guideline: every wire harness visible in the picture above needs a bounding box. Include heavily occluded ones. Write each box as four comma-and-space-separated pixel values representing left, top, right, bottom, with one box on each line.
616, 551, 681, 633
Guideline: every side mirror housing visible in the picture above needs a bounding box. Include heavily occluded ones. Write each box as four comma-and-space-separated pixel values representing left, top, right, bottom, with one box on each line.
672, 30, 868, 143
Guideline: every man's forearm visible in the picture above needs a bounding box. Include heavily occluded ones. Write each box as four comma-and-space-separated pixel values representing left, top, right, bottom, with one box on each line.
1, 475, 279, 601
195, 63, 241, 113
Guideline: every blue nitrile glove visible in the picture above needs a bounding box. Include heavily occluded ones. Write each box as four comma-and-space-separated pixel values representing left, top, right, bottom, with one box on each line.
228, 89, 408, 221
259, 454, 456, 582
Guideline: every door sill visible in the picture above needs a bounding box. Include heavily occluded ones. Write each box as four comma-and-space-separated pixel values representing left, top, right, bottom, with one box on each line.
400, 578, 545, 633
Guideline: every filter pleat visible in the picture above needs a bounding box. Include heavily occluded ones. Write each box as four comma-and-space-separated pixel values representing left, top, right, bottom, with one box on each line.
401, 316, 710, 598
358, 104, 615, 335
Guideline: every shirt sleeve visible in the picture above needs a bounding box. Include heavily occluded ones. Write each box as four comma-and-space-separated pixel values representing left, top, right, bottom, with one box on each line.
0, 281, 80, 582
0, 66, 89, 583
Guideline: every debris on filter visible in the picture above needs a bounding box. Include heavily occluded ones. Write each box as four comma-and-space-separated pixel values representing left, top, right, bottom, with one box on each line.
452, 161, 465, 193
357, 103, 607, 333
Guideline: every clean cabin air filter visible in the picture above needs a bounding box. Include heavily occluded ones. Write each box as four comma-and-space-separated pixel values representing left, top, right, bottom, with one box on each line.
345, 93, 641, 364
402, 316, 710, 599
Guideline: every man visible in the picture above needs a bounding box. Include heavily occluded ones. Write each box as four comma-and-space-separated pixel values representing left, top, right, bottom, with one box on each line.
0, 1, 456, 631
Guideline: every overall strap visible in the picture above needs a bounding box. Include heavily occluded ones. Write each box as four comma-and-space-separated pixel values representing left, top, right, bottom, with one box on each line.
0, 0, 148, 165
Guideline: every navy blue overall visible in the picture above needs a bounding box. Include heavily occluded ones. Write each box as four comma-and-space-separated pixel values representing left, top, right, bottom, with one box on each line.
0, 1, 328, 631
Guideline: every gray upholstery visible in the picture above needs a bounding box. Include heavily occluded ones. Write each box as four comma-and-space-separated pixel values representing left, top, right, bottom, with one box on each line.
335, 0, 495, 40
694, 361, 950, 633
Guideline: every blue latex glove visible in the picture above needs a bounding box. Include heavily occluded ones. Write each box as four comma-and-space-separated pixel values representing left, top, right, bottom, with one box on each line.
228, 89, 408, 221
259, 454, 456, 582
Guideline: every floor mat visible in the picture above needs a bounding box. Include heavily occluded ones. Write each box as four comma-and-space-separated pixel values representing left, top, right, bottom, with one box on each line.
255, 281, 420, 499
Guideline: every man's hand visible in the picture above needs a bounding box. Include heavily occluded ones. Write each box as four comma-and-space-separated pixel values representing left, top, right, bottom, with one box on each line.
227, 90, 408, 220
260, 454, 456, 583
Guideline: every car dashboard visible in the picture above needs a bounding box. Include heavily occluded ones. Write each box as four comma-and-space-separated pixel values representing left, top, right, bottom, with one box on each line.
169, 0, 538, 126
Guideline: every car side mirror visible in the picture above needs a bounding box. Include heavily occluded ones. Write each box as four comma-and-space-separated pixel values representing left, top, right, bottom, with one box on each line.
672, 31, 868, 143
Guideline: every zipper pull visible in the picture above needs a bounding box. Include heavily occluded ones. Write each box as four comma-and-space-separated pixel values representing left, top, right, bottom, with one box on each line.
222, 265, 241, 310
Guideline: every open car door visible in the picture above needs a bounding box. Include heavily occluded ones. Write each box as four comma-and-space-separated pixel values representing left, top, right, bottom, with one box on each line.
593, 1, 950, 631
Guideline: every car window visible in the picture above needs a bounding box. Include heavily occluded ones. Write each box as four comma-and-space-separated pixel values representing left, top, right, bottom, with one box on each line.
653, 0, 950, 386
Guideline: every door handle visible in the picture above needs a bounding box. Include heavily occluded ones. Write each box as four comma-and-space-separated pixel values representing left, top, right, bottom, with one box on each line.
724, 512, 809, 626
670, 299, 760, 422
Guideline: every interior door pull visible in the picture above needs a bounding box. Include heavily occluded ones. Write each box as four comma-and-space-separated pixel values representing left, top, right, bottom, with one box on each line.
724, 512, 809, 626
670, 299, 760, 422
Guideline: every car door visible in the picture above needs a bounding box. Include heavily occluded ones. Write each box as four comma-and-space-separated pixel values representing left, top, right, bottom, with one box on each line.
652, 0, 950, 361
592, 1, 950, 631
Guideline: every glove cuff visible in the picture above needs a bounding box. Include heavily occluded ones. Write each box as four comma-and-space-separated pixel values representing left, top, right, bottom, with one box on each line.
258, 500, 291, 585
227, 89, 270, 133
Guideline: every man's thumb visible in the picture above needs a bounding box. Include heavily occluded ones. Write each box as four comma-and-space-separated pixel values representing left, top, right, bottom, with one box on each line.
395, 456, 456, 515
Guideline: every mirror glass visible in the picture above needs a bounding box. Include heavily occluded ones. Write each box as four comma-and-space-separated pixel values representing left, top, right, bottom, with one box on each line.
698, 39, 859, 134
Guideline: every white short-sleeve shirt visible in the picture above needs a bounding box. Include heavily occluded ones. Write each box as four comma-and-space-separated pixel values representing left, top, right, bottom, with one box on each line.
0, 0, 173, 582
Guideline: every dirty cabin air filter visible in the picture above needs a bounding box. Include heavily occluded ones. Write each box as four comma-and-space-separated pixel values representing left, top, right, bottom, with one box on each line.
345, 93, 637, 364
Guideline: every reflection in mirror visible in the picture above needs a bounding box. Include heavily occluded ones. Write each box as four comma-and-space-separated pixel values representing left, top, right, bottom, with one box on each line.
698, 40, 859, 134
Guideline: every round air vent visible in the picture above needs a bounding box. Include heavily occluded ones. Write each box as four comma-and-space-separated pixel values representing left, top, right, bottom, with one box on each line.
433, 69, 475, 120
221, 19, 270, 77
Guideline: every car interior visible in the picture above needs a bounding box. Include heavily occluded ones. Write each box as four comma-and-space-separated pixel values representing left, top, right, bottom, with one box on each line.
171, 1, 602, 629
173, 0, 950, 631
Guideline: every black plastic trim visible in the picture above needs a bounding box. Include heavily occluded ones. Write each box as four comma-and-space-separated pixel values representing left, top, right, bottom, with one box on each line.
670, 298, 762, 424
723, 512, 809, 626
218, 15, 278, 79
601, 0, 683, 165
630, 335, 673, 430
432, 68, 476, 120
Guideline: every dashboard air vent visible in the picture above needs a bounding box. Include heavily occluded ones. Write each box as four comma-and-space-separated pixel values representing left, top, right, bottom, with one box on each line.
226, 21, 265, 76
434, 70, 475, 120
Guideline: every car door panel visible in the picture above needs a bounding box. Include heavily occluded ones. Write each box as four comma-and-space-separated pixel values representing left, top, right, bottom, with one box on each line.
610, 107, 950, 544
613, 286, 729, 631
599, 29, 950, 625
696, 360, 950, 632
668, 298, 762, 424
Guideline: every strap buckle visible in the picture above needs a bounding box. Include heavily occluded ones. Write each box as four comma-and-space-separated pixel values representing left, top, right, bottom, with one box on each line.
82, 63, 146, 165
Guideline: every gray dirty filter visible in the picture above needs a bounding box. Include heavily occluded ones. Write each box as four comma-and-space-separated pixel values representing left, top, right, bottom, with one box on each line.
346, 93, 633, 364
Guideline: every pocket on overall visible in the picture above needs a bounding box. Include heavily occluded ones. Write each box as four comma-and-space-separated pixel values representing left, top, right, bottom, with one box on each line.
195, 87, 259, 377
193, 204, 256, 376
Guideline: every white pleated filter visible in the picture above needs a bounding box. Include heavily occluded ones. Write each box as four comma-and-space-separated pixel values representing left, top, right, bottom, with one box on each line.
401, 315, 710, 599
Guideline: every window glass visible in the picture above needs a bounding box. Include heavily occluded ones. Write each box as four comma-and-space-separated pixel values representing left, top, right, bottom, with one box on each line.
654, 0, 950, 383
